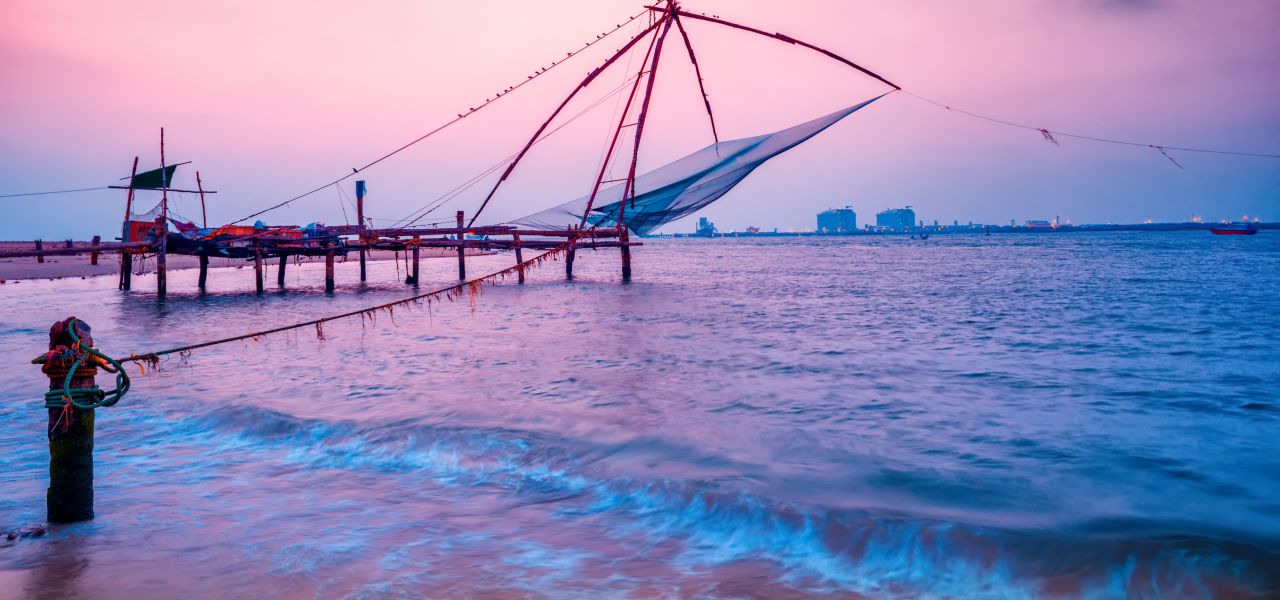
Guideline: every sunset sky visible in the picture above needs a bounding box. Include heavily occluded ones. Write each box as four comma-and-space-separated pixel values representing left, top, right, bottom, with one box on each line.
2, 0, 1277, 238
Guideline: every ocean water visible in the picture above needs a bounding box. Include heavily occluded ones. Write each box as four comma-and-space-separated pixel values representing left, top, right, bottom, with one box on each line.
0, 232, 1277, 599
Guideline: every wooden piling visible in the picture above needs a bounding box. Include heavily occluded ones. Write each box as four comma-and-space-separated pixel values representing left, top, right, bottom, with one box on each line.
119, 157, 139, 292
120, 255, 133, 291
512, 232, 525, 284
620, 227, 632, 281
90, 236, 101, 265
565, 225, 576, 279
357, 180, 367, 282
456, 211, 466, 280
42, 318, 97, 523
198, 255, 208, 289
325, 250, 335, 292
253, 248, 264, 294
410, 235, 420, 285
35, 240, 44, 263
277, 254, 287, 287
155, 218, 167, 298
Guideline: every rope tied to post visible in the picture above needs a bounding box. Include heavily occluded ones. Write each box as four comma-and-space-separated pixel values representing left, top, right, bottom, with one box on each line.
32, 317, 130, 413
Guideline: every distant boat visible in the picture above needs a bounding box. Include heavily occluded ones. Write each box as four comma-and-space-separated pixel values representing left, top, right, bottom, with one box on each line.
1210, 223, 1258, 235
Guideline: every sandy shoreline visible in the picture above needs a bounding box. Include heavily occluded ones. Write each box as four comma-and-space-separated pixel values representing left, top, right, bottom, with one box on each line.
0, 241, 486, 283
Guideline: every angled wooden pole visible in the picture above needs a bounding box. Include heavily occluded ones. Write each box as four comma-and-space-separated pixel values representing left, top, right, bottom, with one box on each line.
356, 180, 367, 282
196, 171, 208, 227
120, 157, 139, 291
468, 18, 665, 227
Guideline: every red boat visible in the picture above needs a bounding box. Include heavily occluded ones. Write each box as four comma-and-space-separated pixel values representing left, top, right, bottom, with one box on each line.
1210, 223, 1258, 235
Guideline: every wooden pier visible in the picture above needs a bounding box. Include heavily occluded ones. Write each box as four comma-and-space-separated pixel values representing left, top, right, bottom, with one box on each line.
2, 212, 637, 294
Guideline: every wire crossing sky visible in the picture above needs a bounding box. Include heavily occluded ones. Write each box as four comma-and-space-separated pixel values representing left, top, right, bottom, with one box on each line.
1, 0, 1277, 239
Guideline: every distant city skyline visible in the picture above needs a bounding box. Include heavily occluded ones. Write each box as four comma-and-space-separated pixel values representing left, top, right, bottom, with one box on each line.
1, 0, 1277, 240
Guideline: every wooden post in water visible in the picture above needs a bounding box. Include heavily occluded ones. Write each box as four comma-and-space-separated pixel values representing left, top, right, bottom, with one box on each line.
155, 217, 167, 298
35, 240, 44, 264
120, 157, 139, 291
410, 235, 420, 285
198, 255, 208, 289
253, 247, 264, 294
89, 236, 101, 265
456, 210, 466, 280
512, 232, 525, 284
156, 128, 168, 299
565, 225, 576, 279
325, 250, 335, 292
620, 227, 632, 281
357, 180, 367, 282
277, 255, 287, 287
40, 318, 97, 522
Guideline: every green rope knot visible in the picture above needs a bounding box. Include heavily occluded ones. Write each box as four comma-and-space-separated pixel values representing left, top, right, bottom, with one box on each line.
41, 317, 129, 411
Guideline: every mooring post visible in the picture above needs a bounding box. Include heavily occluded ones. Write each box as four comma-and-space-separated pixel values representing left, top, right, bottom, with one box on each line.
456, 210, 466, 281
620, 226, 632, 281
512, 232, 525, 284
277, 254, 287, 287
357, 180, 367, 282
35, 240, 44, 264
197, 254, 208, 289
410, 235, 420, 286
121, 253, 133, 291
565, 225, 576, 279
155, 218, 167, 298
90, 236, 101, 265
325, 250, 335, 292
40, 318, 97, 523
253, 247, 264, 294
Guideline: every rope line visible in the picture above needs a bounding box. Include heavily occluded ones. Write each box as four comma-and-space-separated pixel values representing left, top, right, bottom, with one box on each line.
123, 231, 606, 364
227, 9, 648, 225
0, 186, 109, 199
899, 90, 1280, 160
392, 72, 645, 230
38, 317, 131, 412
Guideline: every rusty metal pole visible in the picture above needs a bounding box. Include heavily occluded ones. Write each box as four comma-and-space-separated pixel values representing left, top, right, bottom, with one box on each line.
40, 318, 97, 522
456, 210, 466, 280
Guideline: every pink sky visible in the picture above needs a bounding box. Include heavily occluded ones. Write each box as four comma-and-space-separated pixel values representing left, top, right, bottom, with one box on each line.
1, 0, 1277, 238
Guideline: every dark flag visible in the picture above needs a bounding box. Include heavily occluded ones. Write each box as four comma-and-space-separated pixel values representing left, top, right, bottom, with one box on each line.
127, 164, 179, 189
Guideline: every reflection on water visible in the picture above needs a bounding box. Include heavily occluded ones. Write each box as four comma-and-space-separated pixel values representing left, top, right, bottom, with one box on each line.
1, 233, 1278, 598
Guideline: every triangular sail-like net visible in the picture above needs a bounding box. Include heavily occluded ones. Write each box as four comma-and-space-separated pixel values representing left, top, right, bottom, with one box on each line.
510, 95, 883, 235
